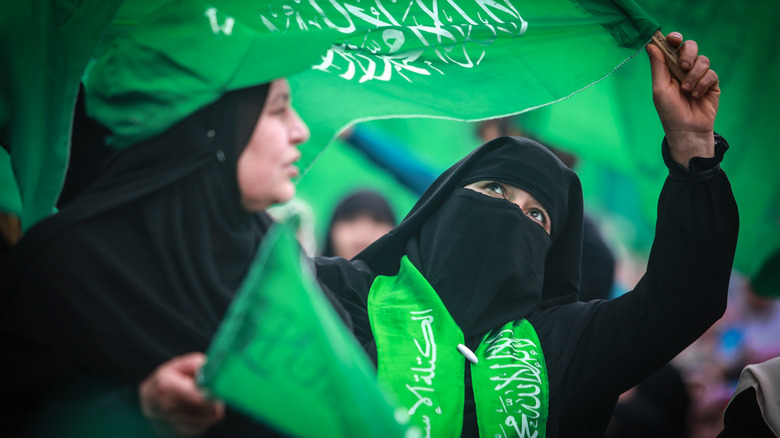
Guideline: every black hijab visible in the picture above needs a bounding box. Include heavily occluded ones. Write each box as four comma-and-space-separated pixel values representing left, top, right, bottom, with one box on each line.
321, 190, 397, 257
1, 84, 272, 384
356, 136, 584, 343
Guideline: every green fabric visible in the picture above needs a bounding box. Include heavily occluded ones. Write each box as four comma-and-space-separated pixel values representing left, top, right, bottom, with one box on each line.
369, 256, 465, 437
512, 0, 780, 279
751, 247, 780, 298
369, 256, 549, 437
472, 320, 549, 438
0, 0, 124, 228
286, 0, 659, 170
1, 0, 659, 231
200, 222, 409, 438
0, 147, 20, 215
85, 0, 335, 150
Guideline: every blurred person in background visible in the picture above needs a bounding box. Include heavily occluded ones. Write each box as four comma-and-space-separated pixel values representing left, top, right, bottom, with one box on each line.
320, 190, 397, 260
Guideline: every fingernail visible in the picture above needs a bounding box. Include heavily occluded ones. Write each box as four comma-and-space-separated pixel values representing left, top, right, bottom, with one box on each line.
670, 32, 682, 40
692, 91, 701, 98
681, 82, 691, 92
680, 61, 691, 70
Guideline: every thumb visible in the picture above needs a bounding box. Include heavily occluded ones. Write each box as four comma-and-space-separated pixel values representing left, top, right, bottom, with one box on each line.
646, 43, 671, 86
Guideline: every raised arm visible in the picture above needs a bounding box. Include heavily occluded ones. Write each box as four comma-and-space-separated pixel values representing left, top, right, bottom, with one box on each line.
562, 33, 739, 400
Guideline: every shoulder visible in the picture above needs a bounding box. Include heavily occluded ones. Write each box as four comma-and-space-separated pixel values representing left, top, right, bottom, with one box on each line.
314, 256, 376, 295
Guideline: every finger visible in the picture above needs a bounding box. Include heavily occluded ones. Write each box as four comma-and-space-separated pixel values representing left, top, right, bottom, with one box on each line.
168, 378, 221, 418
692, 69, 719, 99
677, 40, 699, 72
646, 44, 671, 88
682, 55, 711, 94
169, 352, 207, 378
665, 32, 683, 49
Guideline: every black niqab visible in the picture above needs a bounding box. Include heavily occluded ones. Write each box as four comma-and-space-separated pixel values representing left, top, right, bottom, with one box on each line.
356, 136, 584, 341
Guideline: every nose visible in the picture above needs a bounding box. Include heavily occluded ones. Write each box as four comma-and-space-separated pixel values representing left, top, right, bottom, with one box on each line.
290, 108, 310, 145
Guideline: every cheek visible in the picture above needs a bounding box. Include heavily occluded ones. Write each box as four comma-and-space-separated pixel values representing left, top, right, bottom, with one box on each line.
237, 148, 272, 194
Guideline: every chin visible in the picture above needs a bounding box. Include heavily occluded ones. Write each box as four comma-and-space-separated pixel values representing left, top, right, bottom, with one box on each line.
278, 187, 296, 203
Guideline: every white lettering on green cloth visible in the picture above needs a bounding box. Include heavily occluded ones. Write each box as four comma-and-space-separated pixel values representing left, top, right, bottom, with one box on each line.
369, 256, 548, 437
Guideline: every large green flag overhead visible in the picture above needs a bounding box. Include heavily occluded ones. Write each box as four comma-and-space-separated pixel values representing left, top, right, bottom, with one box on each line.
2, 0, 659, 230
281, 0, 660, 166
200, 221, 413, 437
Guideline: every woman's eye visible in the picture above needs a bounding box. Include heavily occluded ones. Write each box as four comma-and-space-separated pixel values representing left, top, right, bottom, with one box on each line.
527, 209, 546, 224
485, 182, 505, 196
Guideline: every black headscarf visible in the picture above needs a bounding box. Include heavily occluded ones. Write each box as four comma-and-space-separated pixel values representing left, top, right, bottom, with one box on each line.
320, 190, 397, 257
1, 84, 271, 385
356, 136, 584, 342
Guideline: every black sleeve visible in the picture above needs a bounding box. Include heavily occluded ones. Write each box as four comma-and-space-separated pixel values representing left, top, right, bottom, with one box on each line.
313, 256, 376, 346
564, 134, 739, 405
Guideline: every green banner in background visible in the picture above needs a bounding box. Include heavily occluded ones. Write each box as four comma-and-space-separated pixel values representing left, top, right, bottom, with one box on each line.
200, 221, 414, 438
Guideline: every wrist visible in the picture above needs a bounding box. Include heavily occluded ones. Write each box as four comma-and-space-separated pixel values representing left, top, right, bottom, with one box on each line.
661, 134, 728, 181
666, 131, 715, 168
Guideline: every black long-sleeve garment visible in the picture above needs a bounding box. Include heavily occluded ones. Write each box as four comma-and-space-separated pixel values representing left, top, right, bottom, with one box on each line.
316, 135, 739, 437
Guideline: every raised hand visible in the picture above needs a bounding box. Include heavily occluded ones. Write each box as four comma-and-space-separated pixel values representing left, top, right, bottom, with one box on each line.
647, 32, 720, 168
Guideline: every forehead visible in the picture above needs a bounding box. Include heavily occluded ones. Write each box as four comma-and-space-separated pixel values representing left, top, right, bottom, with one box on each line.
267, 79, 290, 99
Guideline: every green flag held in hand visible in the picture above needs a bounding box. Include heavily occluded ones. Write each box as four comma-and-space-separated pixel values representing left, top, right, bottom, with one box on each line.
200, 221, 413, 438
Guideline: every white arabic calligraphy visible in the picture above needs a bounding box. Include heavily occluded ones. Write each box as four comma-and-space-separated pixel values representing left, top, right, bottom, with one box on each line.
485, 328, 544, 435
406, 309, 439, 437
260, 0, 528, 82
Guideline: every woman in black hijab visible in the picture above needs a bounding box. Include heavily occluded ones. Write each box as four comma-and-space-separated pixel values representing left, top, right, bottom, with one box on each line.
0, 0, 349, 434
0, 77, 333, 436
315, 33, 738, 437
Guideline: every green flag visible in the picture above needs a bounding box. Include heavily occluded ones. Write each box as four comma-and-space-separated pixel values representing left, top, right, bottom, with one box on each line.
0, 0, 125, 225
200, 221, 414, 438
279, 0, 659, 168
2, 0, 659, 231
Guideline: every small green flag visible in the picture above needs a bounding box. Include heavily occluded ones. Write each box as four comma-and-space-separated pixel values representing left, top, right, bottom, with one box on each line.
200, 221, 414, 438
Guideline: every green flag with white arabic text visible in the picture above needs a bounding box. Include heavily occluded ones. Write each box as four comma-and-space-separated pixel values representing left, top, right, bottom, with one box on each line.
200, 221, 414, 438
2, 0, 659, 231
275, 0, 660, 167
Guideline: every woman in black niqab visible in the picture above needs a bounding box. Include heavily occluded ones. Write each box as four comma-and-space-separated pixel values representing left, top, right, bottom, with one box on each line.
317, 136, 583, 349
363, 136, 583, 341
316, 123, 738, 437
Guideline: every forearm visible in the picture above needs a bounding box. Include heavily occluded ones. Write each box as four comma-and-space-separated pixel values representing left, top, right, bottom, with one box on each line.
642, 134, 738, 347
569, 135, 737, 396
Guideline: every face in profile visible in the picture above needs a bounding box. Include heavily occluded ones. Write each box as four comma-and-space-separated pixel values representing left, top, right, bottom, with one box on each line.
464, 180, 551, 235
330, 215, 395, 260
237, 79, 310, 212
